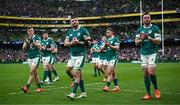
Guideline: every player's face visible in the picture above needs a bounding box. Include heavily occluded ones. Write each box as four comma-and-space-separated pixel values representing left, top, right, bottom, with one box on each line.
27, 28, 34, 36
42, 33, 48, 39
106, 30, 113, 37
70, 18, 79, 27
143, 14, 151, 25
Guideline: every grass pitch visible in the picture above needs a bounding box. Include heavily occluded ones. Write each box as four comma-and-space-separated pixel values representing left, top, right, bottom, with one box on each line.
0, 63, 180, 104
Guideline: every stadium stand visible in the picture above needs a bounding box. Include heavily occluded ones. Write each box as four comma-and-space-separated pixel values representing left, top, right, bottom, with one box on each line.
0, 0, 179, 63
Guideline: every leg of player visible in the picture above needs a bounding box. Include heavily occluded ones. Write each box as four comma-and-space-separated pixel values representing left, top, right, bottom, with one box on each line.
33, 66, 43, 92
148, 66, 161, 100
98, 64, 103, 79
66, 67, 74, 87
42, 65, 48, 84
21, 69, 34, 93
52, 65, 59, 82
96, 63, 101, 76
93, 63, 97, 77
141, 55, 152, 100
103, 65, 108, 82
103, 66, 111, 92
141, 68, 152, 100
46, 65, 53, 84
111, 68, 119, 92
67, 70, 80, 100
76, 71, 87, 99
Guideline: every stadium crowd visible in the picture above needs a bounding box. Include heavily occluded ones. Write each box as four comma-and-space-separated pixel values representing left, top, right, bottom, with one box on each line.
0, 0, 178, 17
0, 46, 179, 63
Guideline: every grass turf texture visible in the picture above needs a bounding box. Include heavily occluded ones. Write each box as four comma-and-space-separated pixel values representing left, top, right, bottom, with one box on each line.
0, 63, 180, 104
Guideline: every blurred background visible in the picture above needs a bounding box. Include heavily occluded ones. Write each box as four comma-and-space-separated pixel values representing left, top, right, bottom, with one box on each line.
0, 0, 179, 63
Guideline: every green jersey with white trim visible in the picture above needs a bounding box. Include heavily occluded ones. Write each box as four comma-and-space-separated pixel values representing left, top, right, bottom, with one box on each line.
98, 41, 107, 60
41, 37, 54, 57
65, 26, 90, 56
106, 36, 120, 58
26, 35, 41, 59
91, 44, 100, 58
135, 24, 161, 55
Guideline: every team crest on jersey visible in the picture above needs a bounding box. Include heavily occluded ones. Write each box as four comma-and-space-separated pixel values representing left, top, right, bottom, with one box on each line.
77, 32, 81, 36
148, 30, 152, 34
46, 42, 49, 45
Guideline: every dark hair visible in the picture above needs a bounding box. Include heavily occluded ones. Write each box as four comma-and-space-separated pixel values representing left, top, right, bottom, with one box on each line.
27, 27, 33, 30
107, 27, 115, 34
71, 16, 78, 20
142, 12, 150, 17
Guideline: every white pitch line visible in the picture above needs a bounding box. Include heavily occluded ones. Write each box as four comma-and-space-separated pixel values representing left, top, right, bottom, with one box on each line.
8, 82, 180, 95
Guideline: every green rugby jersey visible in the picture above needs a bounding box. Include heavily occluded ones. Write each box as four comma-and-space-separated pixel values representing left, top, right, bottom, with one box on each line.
26, 35, 41, 59
91, 44, 100, 58
106, 36, 120, 58
41, 37, 54, 57
98, 41, 107, 60
135, 24, 161, 55
65, 26, 90, 56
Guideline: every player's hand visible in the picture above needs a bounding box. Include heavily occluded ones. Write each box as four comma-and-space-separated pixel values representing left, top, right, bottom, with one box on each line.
105, 42, 110, 47
140, 33, 149, 40
71, 40, 79, 45
70, 37, 79, 45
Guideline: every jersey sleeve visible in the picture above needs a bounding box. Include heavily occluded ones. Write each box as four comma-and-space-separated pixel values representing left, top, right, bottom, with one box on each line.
82, 27, 90, 40
154, 25, 161, 41
114, 37, 120, 46
35, 35, 41, 43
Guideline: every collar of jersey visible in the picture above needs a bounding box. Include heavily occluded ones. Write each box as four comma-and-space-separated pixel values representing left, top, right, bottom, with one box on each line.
108, 36, 114, 40
143, 24, 152, 28
73, 26, 81, 31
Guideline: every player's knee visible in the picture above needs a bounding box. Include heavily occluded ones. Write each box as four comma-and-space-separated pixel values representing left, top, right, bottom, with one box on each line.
97, 66, 101, 70
143, 70, 149, 76
148, 70, 155, 75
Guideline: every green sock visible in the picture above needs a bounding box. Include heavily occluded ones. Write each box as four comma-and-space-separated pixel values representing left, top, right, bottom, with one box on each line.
113, 79, 118, 86
26, 84, 30, 89
144, 76, 151, 94
94, 67, 97, 76
97, 68, 101, 76
43, 70, 48, 82
52, 69, 58, 77
37, 84, 41, 88
106, 82, 111, 87
79, 80, 85, 92
47, 71, 52, 82
72, 82, 79, 94
150, 75, 158, 89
